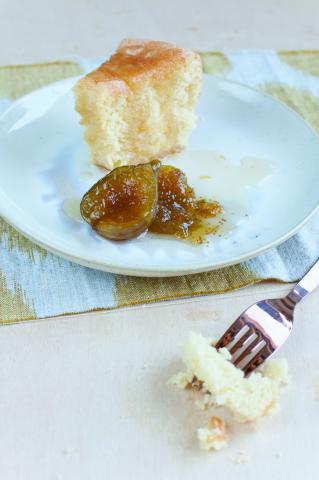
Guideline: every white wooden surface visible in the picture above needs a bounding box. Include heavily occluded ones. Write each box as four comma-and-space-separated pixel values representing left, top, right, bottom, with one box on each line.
0, 1, 319, 478
0, 284, 318, 479
1, 0, 319, 65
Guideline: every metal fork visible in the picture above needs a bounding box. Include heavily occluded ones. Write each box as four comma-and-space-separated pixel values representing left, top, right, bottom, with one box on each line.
215, 259, 319, 376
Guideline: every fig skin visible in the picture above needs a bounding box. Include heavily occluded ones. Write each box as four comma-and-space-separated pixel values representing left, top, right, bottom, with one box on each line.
81, 160, 160, 240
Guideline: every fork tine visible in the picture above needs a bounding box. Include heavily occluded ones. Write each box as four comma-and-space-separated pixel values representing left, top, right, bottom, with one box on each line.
229, 329, 253, 355
242, 344, 273, 376
215, 318, 245, 349
233, 336, 263, 367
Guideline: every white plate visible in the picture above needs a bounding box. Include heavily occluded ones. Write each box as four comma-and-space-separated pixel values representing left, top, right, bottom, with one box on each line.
1, 75, 319, 277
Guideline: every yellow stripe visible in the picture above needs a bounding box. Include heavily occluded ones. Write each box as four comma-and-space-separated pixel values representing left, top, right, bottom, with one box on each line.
0, 272, 36, 322
0, 61, 83, 99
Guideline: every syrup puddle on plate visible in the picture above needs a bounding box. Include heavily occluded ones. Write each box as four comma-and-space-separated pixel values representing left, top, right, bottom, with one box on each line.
63, 198, 82, 222
162, 150, 273, 241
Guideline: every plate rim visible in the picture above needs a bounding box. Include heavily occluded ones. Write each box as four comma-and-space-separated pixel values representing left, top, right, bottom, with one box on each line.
1, 75, 319, 277
0, 201, 317, 277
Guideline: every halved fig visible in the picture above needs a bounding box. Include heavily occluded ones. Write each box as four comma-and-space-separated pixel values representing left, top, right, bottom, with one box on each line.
81, 160, 160, 240
149, 165, 197, 237
149, 165, 222, 239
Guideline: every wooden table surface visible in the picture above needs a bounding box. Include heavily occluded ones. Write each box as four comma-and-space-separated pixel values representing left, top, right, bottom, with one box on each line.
2, 0, 319, 65
1, 1, 319, 478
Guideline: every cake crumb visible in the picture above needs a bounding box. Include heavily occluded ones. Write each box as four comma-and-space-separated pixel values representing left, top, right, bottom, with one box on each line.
168, 372, 190, 389
275, 451, 283, 459
235, 451, 251, 465
197, 416, 228, 451
172, 332, 288, 423
195, 393, 212, 411
169, 332, 289, 452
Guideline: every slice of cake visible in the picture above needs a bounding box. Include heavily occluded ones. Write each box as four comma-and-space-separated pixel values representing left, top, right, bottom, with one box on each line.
74, 39, 202, 170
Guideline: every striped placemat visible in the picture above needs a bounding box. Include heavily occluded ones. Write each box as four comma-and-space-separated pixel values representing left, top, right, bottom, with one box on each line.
1, 50, 319, 323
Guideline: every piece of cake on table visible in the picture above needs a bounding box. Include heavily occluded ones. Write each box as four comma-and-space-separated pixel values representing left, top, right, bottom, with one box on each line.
74, 39, 202, 170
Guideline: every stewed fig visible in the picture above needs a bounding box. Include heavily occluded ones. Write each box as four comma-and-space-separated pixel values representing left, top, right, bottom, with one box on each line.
150, 165, 223, 240
149, 165, 196, 237
81, 160, 160, 240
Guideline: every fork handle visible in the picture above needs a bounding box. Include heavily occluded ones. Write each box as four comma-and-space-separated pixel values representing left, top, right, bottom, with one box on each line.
287, 258, 319, 304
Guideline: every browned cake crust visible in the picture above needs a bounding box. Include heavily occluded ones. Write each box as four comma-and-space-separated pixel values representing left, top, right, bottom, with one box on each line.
86, 39, 199, 88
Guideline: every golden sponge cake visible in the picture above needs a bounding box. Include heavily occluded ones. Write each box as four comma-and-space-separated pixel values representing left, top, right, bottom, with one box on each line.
74, 39, 202, 170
